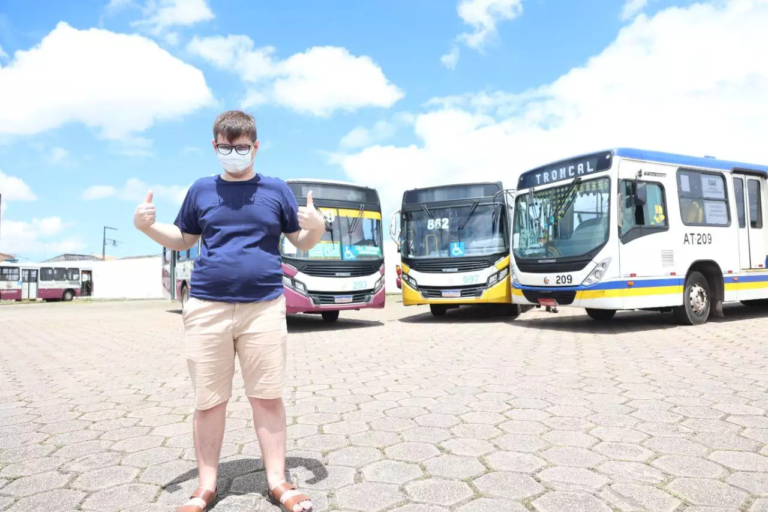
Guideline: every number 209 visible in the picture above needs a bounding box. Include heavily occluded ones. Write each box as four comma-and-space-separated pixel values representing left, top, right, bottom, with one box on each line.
556, 275, 572, 284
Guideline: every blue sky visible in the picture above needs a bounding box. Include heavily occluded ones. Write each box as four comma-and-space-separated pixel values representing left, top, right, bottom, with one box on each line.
1, 0, 767, 261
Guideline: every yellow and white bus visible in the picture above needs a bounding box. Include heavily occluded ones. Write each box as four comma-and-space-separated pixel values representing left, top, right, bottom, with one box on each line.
391, 182, 517, 317
510, 148, 768, 325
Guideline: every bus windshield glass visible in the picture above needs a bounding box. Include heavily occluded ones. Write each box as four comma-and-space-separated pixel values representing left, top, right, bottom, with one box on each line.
402, 204, 507, 259
281, 208, 383, 261
513, 178, 610, 260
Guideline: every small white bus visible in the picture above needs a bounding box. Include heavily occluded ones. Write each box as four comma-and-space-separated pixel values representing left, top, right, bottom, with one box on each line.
510, 148, 768, 325
0, 262, 94, 301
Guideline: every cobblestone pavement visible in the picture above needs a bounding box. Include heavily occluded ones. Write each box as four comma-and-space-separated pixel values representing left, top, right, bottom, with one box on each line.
2, 298, 768, 511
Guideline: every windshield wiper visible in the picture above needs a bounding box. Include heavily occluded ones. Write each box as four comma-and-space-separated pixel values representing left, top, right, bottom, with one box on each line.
421, 204, 435, 220
348, 204, 365, 234
458, 200, 480, 230
552, 177, 582, 227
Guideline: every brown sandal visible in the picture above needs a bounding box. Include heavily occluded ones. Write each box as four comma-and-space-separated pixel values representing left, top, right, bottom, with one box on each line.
177, 487, 217, 512
268, 482, 312, 512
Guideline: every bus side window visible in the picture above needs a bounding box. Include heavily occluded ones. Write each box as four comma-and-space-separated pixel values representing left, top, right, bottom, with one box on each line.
68, 268, 80, 281
620, 181, 667, 236
54, 268, 68, 281
41, 268, 53, 281
748, 180, 763, 229
734, 178, 746, 228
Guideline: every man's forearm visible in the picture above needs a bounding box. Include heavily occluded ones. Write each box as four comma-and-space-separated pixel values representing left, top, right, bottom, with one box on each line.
140, 222, 195, 251
293, 227, 325, 251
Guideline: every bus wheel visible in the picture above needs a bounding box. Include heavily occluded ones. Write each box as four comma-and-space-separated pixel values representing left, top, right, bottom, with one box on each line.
586, 308, 616, 321
674, 271, 710, 325
181, 285, 189, 312
322, 311, 339, 323
505, 304, 521, 318
63, 290, 74, 302
430, 305, 447, 317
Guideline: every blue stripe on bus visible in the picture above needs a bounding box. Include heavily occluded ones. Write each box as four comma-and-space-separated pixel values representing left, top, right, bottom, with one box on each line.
513, 278, 683, 292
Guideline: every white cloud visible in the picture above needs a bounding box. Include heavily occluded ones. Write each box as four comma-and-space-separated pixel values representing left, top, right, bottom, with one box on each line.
0, 45, 7, 60
443, 0, 523, 68
188, 36, 403, 117
0, 22, 214, 140
0, 171, 37, 201
340, 113, 415, 149
82, 178, 188, 204
133, 0, 214, 34
621, 0, 649, 20
0, 217, 83, 257
337, 0, 768, 218
49, 147, 70, 165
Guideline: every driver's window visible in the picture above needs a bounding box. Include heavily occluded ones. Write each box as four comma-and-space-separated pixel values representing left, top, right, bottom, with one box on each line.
621, 181, 667, 236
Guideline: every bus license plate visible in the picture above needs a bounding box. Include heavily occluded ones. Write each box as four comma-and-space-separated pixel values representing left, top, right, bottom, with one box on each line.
335, 296, 353, 304
538, 298, 557, 307
442, 290, 461, 298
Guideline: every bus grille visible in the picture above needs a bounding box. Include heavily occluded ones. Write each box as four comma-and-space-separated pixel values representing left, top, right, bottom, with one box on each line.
521, 289, 576, 305
419, 286, 485, 299
301, 264, 380, 277
408, 261, 489, 273
310, 292, 371, 305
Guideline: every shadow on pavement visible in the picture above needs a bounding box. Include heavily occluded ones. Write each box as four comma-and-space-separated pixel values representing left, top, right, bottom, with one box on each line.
164, 456, 327, 507
287, 315, 383, 333
398, 304, 519, 324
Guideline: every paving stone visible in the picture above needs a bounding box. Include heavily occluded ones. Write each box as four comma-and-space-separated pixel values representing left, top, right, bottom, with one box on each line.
44, 429, 102, 445
336, 482, 403, 511
389, 505, 448, 512
486, 451, 546, 473
406, 478, 474, 506
62, 452, 123, 473
694, 433, 762, 451
542, 417, 594, 431
710, 451, 768, 472
451, 424, 502, 440
121, 447, 182, 467
0, 457, 67, 477
643, 436, 708, 456
296, 434, 348, 452
440, 438, 495, 456
542, 430, 598, 448
456, 498, 527, 512
504, 409, 550, 421
81, 483, 157, 511
323, 421, 369, 436
369, 417, 418, 432
729, 416, 768, 429
0, 445, 55, 464
0, 471, 70, 497
682, 418, 741, 433
385, 442, 440, 462
752, 499, 768, 512
401, 427, 452, 444
536, 467, 609, 492
498, 420, 549, 435
139, 459, 198, 486
652, 455, 727, 478
4, 489, 85, 512
363, 460, 423, 484
666, 478, 748, 508
727, 472, 768, 495
425, 454, 486, 479
473, 472, 544, 499
287, 424, 318, 439
72, 465, 139, 491
326, 446, 382, 467
415, 414, 460, 428
349, 430, 401, 448
593, 442, 654, 462
601, 483, 681, 512
542, 447, 605, 468
53, 440, 114, 460
493, 434, 549, 453
111, 435, 165, 453
596, 461, 666, 484
531, 491, 611, 512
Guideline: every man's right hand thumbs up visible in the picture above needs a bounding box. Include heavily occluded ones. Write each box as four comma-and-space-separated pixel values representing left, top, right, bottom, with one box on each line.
133, 189, 157, 232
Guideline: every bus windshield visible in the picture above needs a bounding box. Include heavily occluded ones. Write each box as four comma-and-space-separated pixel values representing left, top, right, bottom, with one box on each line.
402, 204, 507, 259
281, 208, 383, 261
513, 178, 610, 260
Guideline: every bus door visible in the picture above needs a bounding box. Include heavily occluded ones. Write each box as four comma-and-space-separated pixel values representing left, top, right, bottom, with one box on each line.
734, 174, 766, 269
22, 269, 38, 300
81, 270, 93, 297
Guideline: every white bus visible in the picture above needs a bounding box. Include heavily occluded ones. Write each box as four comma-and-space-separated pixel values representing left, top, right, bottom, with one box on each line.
510, 148, 768, 325
0, 262, 94, 301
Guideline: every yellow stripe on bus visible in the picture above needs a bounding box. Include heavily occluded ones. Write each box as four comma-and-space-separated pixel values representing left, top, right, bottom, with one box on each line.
495, 256, 510, 270
337, 209, 382, 220
725, 281, 768, 291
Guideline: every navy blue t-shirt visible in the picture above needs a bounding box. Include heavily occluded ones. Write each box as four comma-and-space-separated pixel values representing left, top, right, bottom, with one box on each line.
174, 174, 301, 303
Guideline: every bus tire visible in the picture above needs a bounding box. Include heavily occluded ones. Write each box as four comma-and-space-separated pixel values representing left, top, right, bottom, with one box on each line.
430, 305, 447, 317
674, 271, 711, 326
586, 308, 616, 321
322, 311, 339, 323
180, 284, 189, 312
505, 304, 521, 318
63, 290, 74, 302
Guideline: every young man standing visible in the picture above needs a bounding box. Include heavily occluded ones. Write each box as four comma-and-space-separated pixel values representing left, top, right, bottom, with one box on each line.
134, 111, 325, 512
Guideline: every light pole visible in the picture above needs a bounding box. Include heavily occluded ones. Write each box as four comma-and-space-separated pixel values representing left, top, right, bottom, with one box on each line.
103, 226, 117, 260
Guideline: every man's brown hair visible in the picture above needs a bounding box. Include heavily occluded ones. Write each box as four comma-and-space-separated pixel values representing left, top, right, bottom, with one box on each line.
213, 110, 258, 142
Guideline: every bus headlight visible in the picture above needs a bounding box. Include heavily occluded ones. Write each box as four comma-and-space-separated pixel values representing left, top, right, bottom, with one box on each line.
402, 273, 417, 289
487, 268, 509, 287
511, 268, 521, 286
373, 277, 384, 293
582, 257, 612, 286
282, 276, 307, 294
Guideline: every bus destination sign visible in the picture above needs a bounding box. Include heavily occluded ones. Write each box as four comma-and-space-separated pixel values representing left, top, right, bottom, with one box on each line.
518, 151, 613, 189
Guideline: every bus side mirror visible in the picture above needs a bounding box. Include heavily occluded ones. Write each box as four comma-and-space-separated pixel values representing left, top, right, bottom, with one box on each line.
390, 210, 401, 249
635, 182, 647, 206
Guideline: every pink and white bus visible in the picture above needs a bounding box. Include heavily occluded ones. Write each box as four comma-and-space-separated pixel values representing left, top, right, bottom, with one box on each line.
161, 180, 386, 321
281, 180, 386, 322
0, 262, 93, 301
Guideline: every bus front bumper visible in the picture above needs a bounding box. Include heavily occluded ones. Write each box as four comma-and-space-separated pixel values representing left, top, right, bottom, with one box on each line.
285, 286, 386, 314
402, 278, 510, 306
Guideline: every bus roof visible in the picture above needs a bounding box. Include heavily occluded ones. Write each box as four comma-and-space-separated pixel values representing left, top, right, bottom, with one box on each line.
286, 178, 375, 190
614, 148, 768, 175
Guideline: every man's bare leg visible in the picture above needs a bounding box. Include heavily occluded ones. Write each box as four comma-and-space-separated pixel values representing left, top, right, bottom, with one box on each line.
182, 401, 227, 509
250, 397, 311, 512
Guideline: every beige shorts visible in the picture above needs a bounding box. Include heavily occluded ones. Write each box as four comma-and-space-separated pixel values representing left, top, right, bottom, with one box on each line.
182, 294, 287, 410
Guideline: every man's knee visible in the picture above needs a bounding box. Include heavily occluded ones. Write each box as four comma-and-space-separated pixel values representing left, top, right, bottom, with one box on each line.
248, 396, 283, 410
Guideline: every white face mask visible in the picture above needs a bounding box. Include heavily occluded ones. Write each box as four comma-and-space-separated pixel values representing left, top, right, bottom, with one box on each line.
217, 151, 253, 174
